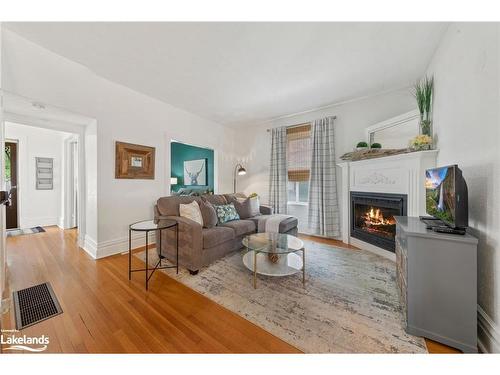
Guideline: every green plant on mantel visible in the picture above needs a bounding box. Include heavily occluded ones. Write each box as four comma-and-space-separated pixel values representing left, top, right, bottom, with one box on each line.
413, 76, 434, 136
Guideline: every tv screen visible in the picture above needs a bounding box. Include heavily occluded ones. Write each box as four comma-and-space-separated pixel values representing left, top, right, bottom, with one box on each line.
425, 165, 456, 225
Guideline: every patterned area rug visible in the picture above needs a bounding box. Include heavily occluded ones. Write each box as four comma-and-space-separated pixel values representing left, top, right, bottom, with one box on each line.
7, 226, 46, 237
135, 241, 427, 353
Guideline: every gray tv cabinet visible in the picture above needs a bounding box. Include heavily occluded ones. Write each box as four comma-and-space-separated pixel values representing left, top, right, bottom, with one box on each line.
394, 216, 478, 353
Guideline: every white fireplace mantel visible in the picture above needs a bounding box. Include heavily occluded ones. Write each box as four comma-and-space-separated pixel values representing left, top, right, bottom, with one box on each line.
337, 150, 438, 259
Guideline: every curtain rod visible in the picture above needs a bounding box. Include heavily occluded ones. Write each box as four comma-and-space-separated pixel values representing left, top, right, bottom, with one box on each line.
266, 116, 337, 132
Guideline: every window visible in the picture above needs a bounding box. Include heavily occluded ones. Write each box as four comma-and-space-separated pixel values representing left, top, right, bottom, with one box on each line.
288, 180, 309, 203
286, 124, 311, 204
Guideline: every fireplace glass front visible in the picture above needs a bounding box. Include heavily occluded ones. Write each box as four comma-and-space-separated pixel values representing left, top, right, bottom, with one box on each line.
350, 192, 407, 252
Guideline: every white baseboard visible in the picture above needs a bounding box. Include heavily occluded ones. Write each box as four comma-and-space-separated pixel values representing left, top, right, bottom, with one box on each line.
82, 235, 98, 259
478, 304, 500, 353
349, 237, 396, 262
96, 233, 156, 259
20, 217, 59, 228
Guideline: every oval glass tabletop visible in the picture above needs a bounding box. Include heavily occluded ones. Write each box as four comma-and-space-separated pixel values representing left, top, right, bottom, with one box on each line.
129, 219, 177, 231
242, 232, 304, 254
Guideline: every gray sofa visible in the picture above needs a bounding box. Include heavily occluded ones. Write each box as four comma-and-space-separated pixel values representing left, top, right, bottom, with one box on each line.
154, 193, 298, 274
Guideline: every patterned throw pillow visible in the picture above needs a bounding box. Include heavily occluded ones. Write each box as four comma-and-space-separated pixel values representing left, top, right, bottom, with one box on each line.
179, 201, 203, 226
215, 203, 240, 224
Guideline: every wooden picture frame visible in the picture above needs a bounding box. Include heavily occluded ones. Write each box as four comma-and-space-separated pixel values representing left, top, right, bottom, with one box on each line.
115, 141, 155, 179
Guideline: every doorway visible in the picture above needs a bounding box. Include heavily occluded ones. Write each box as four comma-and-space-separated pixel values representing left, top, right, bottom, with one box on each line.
5, 141, 18, 229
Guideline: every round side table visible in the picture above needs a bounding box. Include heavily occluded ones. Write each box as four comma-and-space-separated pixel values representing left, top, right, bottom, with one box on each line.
128, 219, 178, 290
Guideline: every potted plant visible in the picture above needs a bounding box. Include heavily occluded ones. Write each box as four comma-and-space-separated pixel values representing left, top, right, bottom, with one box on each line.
413, 76, 434, 136
356, 141, 369, 151
370, 143, 382, 149
409, 134, 433, 151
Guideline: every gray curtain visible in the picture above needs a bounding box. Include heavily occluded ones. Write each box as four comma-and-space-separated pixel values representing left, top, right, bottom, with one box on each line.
269, 127, 288, 214
307, 117, 340, 237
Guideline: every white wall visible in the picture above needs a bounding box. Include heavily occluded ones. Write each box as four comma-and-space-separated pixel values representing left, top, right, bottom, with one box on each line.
1, 30, 236, 258
5, 122, 68, 228
425, 23, 500, 352
235, 88, 416, 235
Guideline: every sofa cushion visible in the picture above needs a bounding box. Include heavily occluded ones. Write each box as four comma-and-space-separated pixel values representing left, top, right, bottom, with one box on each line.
157, 196, 201, 216
202, 227, 235, 248
215, 203, 240, 224
198, 200, 218, 228
278, 216, 299, 233
248, 215, 298, 233
201, 194, 227, 206
220, 219, 256, 236
179, 201, 203, 226
249, 196, 261, 217
223, 193, 246, 203
226, 196, 252, 219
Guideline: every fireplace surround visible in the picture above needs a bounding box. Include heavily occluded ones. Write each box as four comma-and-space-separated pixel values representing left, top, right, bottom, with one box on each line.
350, 192, 407, 252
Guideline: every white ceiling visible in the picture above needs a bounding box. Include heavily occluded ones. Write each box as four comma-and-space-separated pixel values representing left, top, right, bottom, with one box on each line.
4, 22, 448, 127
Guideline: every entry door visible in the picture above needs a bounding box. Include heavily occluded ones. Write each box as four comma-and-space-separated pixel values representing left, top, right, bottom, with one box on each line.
5, 142, 17, 229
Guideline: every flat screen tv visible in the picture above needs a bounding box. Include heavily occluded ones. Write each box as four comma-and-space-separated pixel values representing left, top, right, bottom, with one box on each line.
425, 165, 468, 229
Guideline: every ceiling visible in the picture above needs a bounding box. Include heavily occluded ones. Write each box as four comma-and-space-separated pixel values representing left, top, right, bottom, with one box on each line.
4, 22, 448, 127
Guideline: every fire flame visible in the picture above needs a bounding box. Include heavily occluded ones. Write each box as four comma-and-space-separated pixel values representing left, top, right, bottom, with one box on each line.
363, 207, 395, 226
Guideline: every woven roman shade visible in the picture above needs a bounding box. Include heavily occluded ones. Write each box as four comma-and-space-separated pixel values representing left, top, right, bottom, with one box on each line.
287, 124, 311, 182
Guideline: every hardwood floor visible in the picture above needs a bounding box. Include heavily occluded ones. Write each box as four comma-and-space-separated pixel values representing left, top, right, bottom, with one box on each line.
0, 227, 459, 354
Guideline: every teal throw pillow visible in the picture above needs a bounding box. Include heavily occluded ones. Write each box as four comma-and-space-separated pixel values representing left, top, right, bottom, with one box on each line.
215, 203, 240, 224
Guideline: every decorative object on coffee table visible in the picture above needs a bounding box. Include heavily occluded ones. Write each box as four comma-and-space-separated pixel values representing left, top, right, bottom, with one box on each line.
242, 232, 305, 289
115, 141, 155, 179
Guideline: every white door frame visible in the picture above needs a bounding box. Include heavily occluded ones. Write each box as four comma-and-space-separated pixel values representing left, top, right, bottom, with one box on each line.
3, 112, 87, 245
1, 90, 97, 255
62, 135, 79, 229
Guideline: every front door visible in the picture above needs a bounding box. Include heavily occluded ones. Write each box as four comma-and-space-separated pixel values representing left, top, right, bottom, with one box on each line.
5, 142, 17, 229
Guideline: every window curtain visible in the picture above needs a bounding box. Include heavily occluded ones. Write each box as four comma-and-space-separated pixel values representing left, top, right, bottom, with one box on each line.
269, 127, 288, 214
307, 116, 340, 237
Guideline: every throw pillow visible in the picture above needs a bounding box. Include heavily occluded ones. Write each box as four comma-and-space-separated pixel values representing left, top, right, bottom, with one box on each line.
249, 195, 260, 217
227, 196, 253, 219
215, 203, 240, 224
179, 201, 203, 226
198, 199, 218, 228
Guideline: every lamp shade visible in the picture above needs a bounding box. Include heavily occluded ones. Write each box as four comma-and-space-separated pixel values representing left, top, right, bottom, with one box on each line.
170, 177, 178, 185
237, 166, 246, 176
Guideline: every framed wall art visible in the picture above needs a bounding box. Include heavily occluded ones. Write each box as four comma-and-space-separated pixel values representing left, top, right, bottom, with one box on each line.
183, 158, 207, 186
115, 141, 155, 179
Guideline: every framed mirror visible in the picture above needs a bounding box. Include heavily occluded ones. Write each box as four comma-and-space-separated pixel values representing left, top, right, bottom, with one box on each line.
366, 110, 420, 149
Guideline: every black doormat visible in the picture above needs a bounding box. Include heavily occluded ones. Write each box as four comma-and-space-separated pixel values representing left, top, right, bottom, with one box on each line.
13, 282, 63, 330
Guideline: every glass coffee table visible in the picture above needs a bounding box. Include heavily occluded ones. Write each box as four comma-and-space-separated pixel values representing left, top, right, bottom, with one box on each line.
242, 232, 305, 289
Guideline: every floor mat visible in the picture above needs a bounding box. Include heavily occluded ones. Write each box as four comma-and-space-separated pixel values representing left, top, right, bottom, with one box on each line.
7, 226, 46, 237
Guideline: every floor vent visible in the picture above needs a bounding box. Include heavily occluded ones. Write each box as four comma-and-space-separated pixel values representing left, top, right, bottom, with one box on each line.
13, 282, 63, 330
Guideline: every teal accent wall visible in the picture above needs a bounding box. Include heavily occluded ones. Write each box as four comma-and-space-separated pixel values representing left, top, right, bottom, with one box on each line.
170, 141, 214, 192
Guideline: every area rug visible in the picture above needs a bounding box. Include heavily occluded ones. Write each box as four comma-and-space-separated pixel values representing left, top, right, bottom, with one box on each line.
135, 241, 427, 353
7, 226, 46, 237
